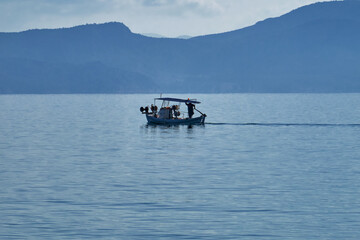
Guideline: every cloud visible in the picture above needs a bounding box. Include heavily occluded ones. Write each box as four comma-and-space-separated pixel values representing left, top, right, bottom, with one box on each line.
0, 0, 112, 31
142, 0, 170, 6
140, 0, 224, 16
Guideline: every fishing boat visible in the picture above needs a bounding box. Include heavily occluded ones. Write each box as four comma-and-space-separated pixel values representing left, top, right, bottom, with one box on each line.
140, 97, 206, 125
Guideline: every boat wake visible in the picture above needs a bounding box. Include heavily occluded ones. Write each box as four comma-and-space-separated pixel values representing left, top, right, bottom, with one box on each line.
206, 122, 360, 127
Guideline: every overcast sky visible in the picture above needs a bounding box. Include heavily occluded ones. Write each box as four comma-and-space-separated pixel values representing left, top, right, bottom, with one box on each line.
1, 0, 322, 37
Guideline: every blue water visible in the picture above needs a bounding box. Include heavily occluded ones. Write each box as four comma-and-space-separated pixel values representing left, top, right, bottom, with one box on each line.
1, 94, 360, 239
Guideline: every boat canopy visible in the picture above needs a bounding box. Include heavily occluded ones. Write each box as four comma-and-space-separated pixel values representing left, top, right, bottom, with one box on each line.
155, 97, 201, 104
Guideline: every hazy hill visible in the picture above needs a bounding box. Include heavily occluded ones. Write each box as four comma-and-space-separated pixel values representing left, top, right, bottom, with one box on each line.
0, 1, 360, 93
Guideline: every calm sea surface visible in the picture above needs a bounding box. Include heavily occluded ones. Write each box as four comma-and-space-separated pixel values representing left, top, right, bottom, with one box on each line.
1, 94, 360, 239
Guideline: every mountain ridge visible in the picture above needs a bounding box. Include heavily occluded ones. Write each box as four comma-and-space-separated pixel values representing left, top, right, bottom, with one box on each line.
1, 1, 360, 93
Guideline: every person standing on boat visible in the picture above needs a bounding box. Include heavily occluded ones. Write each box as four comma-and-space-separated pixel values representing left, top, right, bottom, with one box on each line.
185, 100, 195, 119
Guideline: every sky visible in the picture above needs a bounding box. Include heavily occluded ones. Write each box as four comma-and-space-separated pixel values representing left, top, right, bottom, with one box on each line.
0, 0, 322, 37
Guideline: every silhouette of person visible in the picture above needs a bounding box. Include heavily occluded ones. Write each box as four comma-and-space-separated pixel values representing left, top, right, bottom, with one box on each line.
185, 100, 195, 119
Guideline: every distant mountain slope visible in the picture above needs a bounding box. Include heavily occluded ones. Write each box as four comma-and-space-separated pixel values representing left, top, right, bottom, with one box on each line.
0, 1, 360, 93
0, 58, 157, 93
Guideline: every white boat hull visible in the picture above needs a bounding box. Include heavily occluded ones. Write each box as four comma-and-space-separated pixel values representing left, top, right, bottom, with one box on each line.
146, 114, 206, 125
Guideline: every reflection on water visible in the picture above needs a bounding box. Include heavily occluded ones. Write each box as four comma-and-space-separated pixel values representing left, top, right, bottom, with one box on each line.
141, 123, 205, 140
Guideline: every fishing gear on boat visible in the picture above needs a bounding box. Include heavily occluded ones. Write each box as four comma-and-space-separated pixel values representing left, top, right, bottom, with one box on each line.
151, 105, 158, 113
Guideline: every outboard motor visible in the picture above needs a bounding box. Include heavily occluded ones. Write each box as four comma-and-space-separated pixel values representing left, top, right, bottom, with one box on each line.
140, 107, 145, 113
145, 106, 149, 114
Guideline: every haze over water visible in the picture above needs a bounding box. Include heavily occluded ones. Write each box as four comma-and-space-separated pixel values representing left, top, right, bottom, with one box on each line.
1, 94, 360, 239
